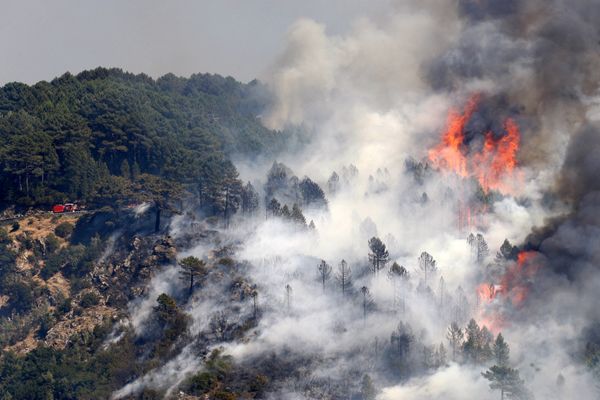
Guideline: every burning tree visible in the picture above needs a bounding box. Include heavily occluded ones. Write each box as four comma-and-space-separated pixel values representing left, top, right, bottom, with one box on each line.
428, 95, 522, 196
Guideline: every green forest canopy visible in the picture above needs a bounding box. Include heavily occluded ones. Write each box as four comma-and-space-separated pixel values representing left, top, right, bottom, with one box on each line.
0, 67, 284, 210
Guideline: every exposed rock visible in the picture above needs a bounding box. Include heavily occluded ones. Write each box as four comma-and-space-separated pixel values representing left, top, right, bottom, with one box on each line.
152, 235, 177, 264
45, 305, 117, 350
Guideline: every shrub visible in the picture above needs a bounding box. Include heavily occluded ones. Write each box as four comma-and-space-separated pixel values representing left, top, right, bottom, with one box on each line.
45, 234, 61, 254
16, 234, 33, 250
10, 221, 20, 232
80, 292, 100, 308
55, 222, 74, 238
0, 228, 9, 244
37, 313, 55, 339
7, 281, 34, 314
56, 297, 72, 316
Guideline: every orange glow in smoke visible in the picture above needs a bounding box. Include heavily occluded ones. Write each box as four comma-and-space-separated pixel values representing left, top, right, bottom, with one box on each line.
475, 251, 542, 333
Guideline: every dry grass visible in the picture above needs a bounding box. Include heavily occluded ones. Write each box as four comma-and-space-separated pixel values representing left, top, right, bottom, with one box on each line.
5, 330, 38, 355
8, 213, 80, 244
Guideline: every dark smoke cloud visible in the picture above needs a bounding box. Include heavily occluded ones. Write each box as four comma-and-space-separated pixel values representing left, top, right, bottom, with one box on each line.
525, 124, 600, 278
426, 0, 600, 166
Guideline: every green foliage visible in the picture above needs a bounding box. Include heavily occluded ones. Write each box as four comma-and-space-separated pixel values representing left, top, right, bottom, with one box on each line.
482, 365, 528, 399
41, 236, 103, 279
0, 68, 284, 210
494, 333, 510, 367
44, 233, 61, 254
183, 349, 234, 396
79, 292, 100, 308
153, 293, 189, 355
0, 322, 141, 399
179, 256, 208, 295
6, 280, 35, 314
54, 221, 74, 238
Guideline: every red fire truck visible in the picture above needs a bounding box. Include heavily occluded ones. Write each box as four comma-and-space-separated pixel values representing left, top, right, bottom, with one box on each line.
52, 203, 78, 213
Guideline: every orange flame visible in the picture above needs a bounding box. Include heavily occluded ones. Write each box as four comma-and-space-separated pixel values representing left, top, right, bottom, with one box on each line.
475, 251, 542, 333
428, 95, 522, 195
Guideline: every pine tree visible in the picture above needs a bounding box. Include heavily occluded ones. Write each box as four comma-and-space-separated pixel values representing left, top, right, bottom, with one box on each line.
437, 342, 448, 367
418, 251, 437, 285
446, 322, 464, 361
477, 233, 490, 264
291, 203, 307, 227
360, 374, 377, 400
266, 198, 281, 218
368, 237, 390, 276
179, 256, 208, 295
360, 286, 374, 321
388, 262, 409, 311
482, 365, 527, 400
495, 239, 516, 263
241, 181, 259, 215
327, 171, 340, 194
281, 204, 291, 219
317, 260, 332, 291
130, 174, 183, 233
463, 319, 482, 363
120, 159, 131, 179
250, 287, 258, 319
336, 260, 353, 297
494, 333, 510, 367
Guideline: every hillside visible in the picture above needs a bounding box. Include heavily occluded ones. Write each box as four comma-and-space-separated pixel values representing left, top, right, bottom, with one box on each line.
0, 67, 284, 209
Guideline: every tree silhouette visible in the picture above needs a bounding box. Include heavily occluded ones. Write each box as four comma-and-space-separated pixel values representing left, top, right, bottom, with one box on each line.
360, 286, 374, 321
368, 237, 390, 276
178, 256, 208, 296
387, 262, 409, 312
317, 260, 332, 291
285, 284, 292, 312
336, 260, 353, 297
418, 251, 437, 285
251, 287, 258, 319
446, 322, 464, 361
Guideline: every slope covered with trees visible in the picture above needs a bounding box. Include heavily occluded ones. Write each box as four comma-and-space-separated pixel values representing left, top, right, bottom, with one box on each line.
0, 67, 284, 210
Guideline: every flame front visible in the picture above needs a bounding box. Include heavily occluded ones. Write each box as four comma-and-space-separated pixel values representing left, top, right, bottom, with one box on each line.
428, 95, 522, 195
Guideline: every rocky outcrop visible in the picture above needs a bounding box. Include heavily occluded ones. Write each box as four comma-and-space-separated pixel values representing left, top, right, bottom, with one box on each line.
151, 235, 177, 264
44, 305, 117, 349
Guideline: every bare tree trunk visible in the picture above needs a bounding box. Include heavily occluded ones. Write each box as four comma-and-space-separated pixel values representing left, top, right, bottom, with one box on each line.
154, 206, 161, 233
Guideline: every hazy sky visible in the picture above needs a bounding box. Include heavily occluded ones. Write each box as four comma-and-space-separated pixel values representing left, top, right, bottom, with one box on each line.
0, 0, 391, 85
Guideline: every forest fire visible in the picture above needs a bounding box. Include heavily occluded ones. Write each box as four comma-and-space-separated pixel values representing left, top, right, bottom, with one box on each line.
428, 95, 522, 195
476, 251, 542, 333
429, 95, 523, 231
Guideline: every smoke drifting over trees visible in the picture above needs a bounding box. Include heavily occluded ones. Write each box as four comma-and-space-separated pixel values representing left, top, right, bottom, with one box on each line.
105, 1, 600, 398
2, 1, 600, 399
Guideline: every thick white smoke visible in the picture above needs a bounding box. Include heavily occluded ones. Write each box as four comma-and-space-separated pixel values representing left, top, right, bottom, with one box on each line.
111, 1, 600, 399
